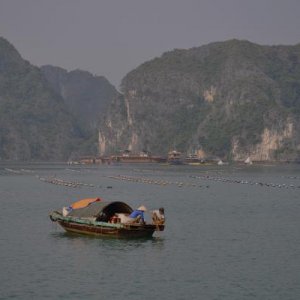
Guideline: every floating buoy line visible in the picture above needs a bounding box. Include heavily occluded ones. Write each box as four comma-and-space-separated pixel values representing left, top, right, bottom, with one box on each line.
37, 176, 95, 188
107, 175, 202, 188
3, 168, 107, 189
190, 175, 300, 189
3, 167, 299, 190
108, 173, 300, 190
4, 168, 35, 174
282, 175, 300, 180
4, 168, 23, 174
66, 168, 81, 173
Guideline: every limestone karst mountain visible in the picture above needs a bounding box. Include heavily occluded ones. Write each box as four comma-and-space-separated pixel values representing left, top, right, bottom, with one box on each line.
41, 65, 119, 132
99, 40, 300, 161
1, 37, 300, 161
0, 37, 82, 160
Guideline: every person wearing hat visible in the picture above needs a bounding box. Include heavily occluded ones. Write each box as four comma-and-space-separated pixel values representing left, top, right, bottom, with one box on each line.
128, 205, 147, 224
152, 207, 165, 225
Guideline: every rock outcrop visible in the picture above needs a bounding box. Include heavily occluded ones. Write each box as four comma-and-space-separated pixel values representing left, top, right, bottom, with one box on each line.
0, 37, 82, 160
99, 40, 300, 161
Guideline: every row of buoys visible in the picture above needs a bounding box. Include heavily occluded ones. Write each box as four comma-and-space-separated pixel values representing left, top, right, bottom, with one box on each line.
4, 168, 23, 174
20, 169, 34, 173
132, 168, 163, 174
282, 175, 300, 180
66, 168, 81, 173
4, 168, 35, 174
190, 175, 300, 189
107, 175, 205, 188
37, 176, 94, 188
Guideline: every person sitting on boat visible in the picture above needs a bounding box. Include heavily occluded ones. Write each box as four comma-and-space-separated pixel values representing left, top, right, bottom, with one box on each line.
62, 206, 72, 216
128, 205, 147, 224
152, 207, 165, 225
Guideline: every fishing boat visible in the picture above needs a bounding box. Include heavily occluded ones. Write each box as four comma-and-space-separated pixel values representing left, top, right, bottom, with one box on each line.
167, 150, 184, 165
49, 198, 165, 238
110, 152, 166, 163
244, 157, 253, 165
184, 154, 206, 165
217, 159, 224, 165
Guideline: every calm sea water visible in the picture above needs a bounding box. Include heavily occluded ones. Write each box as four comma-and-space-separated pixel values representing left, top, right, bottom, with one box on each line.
0, 163, 300, 300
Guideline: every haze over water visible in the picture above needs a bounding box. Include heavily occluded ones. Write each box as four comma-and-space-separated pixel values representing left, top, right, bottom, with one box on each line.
1, 163, 300, 299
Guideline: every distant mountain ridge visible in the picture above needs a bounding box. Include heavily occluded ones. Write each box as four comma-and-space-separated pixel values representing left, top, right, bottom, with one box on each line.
1, 37, 300, 161
0, 37, 114, 160
0, 37, 82, 160
99, 40, 300, 161
41, 65, 119, 131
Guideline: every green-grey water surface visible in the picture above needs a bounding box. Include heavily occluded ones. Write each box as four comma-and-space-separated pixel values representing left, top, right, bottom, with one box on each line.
0, 163, 300, 299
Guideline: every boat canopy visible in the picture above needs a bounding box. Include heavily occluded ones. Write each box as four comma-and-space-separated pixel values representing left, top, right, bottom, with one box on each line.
68, 201, 133, 222
71, 198, 101, 209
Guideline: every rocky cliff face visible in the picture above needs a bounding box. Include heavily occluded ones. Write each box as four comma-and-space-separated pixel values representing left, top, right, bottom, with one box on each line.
0, 37, 83, 160
1, 37, 300, 162
100, 40, 300, 161
41, 65, 119, 131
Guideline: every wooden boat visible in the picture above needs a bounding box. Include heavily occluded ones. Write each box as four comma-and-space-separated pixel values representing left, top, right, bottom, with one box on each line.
110, 150, 166, 164
49, 198, 165, 238
244, 157, 253, 165
167, 150, 184, 165
184, 154, 206, 165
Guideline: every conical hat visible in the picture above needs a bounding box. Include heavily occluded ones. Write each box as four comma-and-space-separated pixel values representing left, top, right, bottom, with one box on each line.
138, 205, 147, 211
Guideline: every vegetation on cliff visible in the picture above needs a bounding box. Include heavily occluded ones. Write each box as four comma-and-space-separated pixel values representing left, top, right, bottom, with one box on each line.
101, 40, 300, 161
41, 65, 120, 158
0, 37, 84, 160
0, 37, 119, 160
1, 36, 300, 161
41, 65, 119, 132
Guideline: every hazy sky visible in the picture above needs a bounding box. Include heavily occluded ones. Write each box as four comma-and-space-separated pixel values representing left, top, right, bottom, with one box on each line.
1, 0, 300, 87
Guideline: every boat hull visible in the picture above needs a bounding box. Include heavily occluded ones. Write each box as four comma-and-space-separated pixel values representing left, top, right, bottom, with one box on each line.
58, 220, 158, 238
50, 212, 164, 238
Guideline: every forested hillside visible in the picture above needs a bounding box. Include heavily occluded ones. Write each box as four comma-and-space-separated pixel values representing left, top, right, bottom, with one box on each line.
41, 65, 119, 131
99, 40, 300, 161
1, 37, 300, 161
